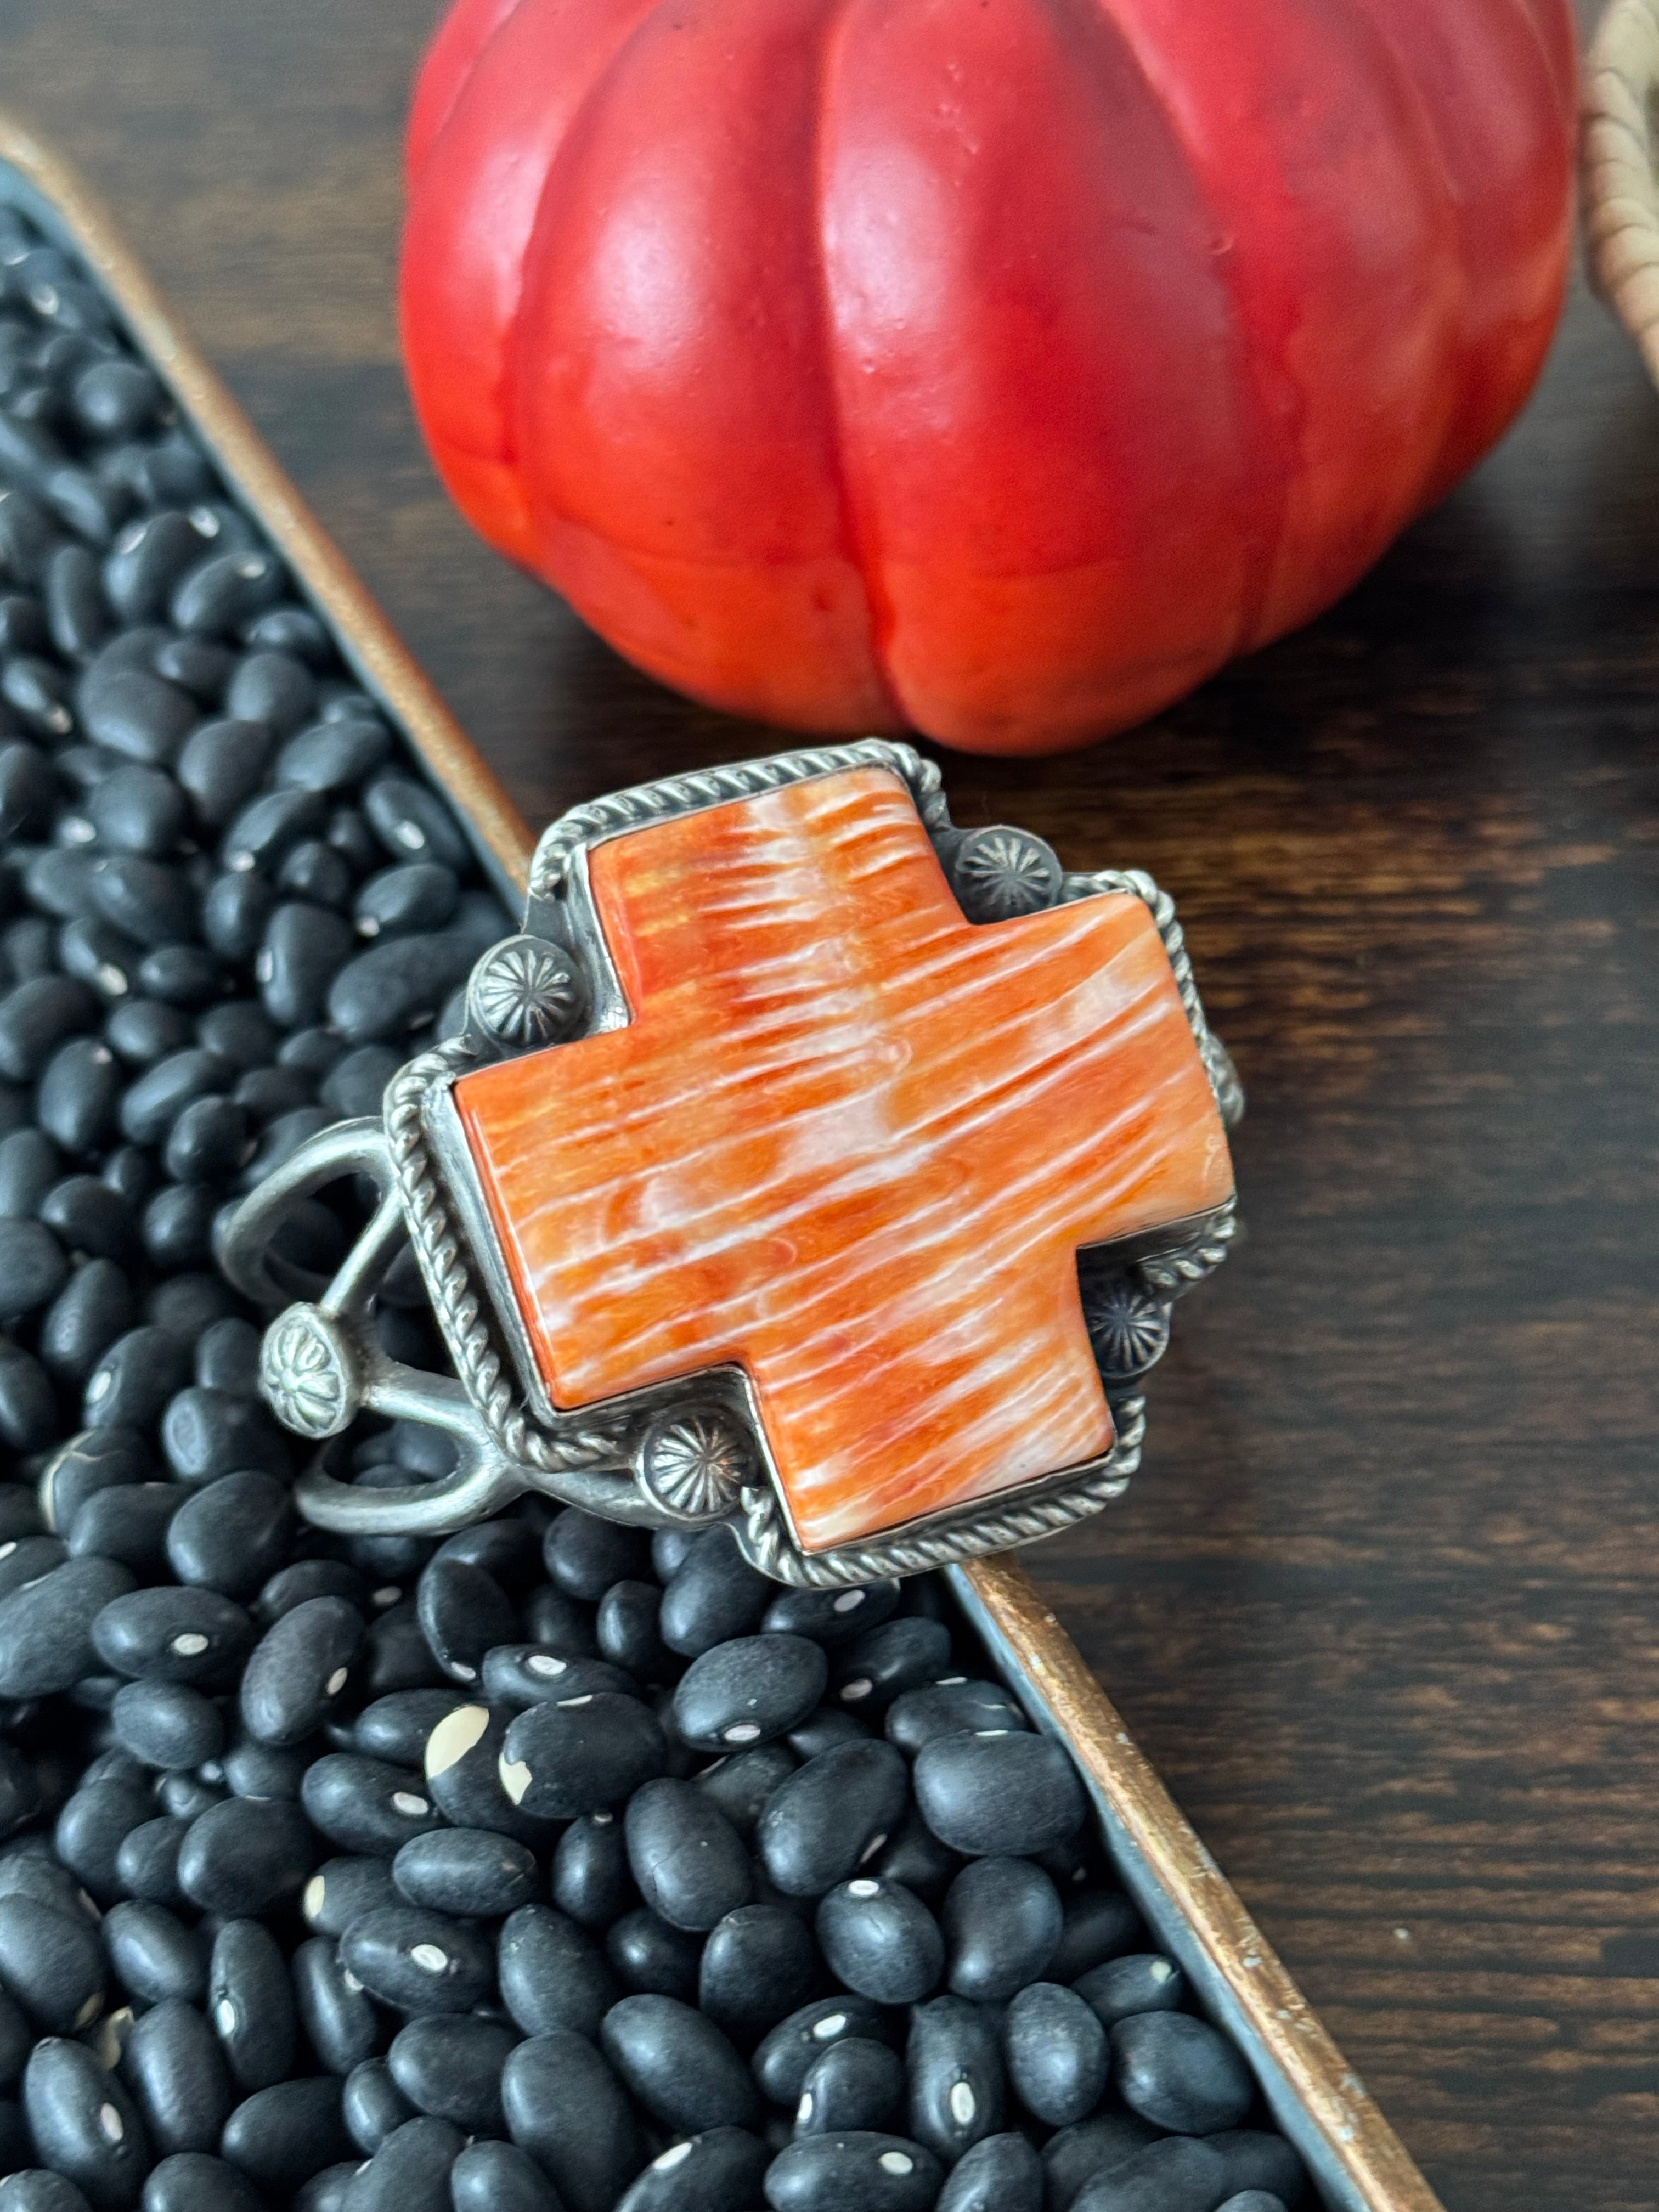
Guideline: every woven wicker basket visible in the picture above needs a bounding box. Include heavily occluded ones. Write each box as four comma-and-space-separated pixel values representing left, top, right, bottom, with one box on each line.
1584, 0, 1659, 377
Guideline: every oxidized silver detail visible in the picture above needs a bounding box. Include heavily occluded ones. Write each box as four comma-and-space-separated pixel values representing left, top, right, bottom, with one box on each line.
1083, 1277, 1172, 1383
467, 933, 581, 1051
227, 737, 1244, 1584
638, 1406, 752, 1522
260, 1305, 359, 1440
950, 825, 1063, 922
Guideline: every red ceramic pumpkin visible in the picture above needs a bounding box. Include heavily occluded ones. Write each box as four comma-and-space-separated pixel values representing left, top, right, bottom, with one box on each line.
400, 0, 1576, 757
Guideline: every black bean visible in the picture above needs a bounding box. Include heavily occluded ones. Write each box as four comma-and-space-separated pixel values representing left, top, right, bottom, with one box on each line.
224, 651, 313, 737
386, 2014, 515, 2134
906, 1995, 1005, 2165
338, 1904, 493, 2017
1207, 2131, 1306, 2205
37, 1259, 132, 1381
344, 2112, 462, 2212
44, 543, 110, 659
177, 719, 274, 829
0, 1841, 95, 1921
0, 741, 56, 840
2, 656, 74, 737
518, 1582, 598, 1656
912, 1730, 1086, 1858
753, 1998, 888, 2106
222, 787, 325, 875
292, 1936, 380, 2075
757, 1739, 909, 1898
171, 548, 283, 636
1002, 1981, 1107, 2127
550, 1811, 632, 1931
0, 975, 99, 1083
256, 902, 353, 1029
695, 1904, 814, 2051
155, 1772, 223, 1822
56, 1772, 156, 1902
351, 862, 457, 941
35, 1034, 119, 1153
138, 1184, 214, 1269
623, 1776, 753, 1933
1069, 2136, 1229, 2212
795, 2038, 905, 2135
763, 2132, 941, 2212
594, 1578, 670, 1680
0, 1337, 54, 1447
105, 998, 191, 1066
479, 1646, 630, 1709
0, 1203, 64, 1318
73, 359, 160, 439
239, 605, 326, 663
500, 2030, 641, 2212
0, 1894, 104, 2032
605, 1906, 701, 2001
414, 1554, 515, 1686
619, 2128, 771, 2212
40, 1173, 138, 1262
499, 1691, 667, 1820
209, 1921, 298, 2094
1049, 1889, 1143, 1984
355, 1600, 443, 1697
1074, 1951, 1184, 2025
118, 1048, 232, 1144
496, 1903, 617, 2040
21, 2039, 149, 2208
78, 665, 195, 765
275, 717, 391, 795
1111, 2011, 1255, 2135
103, 1900, 207, 2006
92, 1584, 253, 1682
0, 1128, 58, 1214
362, 775, 469, 871
102, 514, 209, 627
86, 764, 182, 857
218, 2076, 351, 2193
314, 1043, 394, 1121
341, 2056, 411, 2156
177, 1797, 315, 1915
0, 1556, 134, 1697
658, 1527, 772, 1658
673, 1633, 827, 1752
939, 1857, 1062, 2001
276, 837, 352, 907
935, 2132, 1044, 2212
87, 856, 195, 949
761, 1580, 900, 1649
113, 1815, 187, 1903
301, 1857, 399, 1942
231, 1594, 361, 1746
817, 1877, 942, 2005
220, 1735, 308, 1801
302, 1753, 444, 1856
139, 2154, 263, 2212
692, 1742, 795, 1842
448, 2139, 563, 2212
0, 592, 52, 660
832, 1617, 952, 1716
325, 930, 475, 1043
0, 2176, 94, 2212
110, 1680, 223, 1769
391, 1825, 535, 1919
349, 1686, 459, 1766
0, 1983, 29, 2088
138, 944, 221, 1008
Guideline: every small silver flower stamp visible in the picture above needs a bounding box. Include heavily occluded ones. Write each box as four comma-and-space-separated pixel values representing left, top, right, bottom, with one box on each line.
259, 1306, 359, 1439
950, 825, 1064, 922
1082, 1276, 1171, 1381
468, 934, 583, 1050
638, 1406, 753, 1521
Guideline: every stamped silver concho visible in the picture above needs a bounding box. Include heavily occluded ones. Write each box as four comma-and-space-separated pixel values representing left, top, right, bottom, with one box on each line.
221, 740, 1243, 1588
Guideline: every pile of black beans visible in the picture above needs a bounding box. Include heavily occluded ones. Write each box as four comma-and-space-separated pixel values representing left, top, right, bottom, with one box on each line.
0, 196, 1311, 2212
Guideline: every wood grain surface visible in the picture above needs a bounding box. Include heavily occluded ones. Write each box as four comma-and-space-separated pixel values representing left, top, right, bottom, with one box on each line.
1, 4, 1654, 2204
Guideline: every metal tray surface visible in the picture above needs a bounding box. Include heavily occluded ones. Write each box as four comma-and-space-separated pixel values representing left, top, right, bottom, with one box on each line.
0, 110, 1445, 2212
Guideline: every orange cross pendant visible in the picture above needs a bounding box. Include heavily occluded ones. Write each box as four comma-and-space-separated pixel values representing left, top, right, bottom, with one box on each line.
233, 742, 1240, 1585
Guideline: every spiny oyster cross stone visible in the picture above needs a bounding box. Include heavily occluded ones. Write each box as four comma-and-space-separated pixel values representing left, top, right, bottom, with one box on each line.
454, 766, 1232, 1553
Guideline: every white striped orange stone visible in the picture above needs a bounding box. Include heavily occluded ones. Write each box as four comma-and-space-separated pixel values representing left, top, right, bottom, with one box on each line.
454, 767, 1232, 1553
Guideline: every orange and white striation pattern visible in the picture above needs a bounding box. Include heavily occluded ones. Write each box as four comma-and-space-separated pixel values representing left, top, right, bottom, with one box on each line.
454, 768, 1232, 1553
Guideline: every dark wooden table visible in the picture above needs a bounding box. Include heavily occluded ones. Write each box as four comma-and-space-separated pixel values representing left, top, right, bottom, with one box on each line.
5, 4, 1656, 2204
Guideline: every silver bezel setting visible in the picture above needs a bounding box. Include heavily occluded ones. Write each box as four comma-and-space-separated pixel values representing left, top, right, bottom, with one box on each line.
223, 738, 1242, 1585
